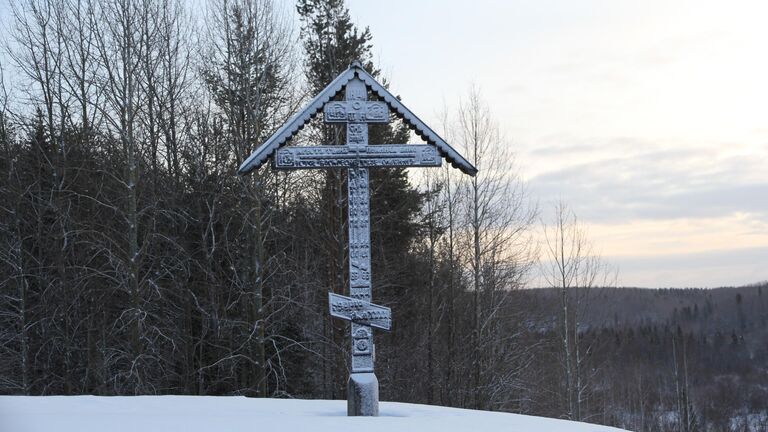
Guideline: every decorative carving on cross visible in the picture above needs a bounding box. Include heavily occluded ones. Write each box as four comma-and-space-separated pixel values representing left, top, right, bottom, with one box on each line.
323, 100, 389, 124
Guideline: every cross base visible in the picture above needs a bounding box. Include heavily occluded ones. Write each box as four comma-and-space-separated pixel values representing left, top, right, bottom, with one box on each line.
347, 372, 379, 416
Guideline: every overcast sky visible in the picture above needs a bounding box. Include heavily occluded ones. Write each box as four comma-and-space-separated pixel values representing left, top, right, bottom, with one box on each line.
349, 0, 768, 288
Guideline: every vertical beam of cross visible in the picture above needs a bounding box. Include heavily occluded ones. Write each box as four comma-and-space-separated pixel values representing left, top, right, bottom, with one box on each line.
345, 78, 375, 373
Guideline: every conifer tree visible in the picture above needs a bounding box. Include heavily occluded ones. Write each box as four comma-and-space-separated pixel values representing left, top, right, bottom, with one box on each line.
297, 0, 425, 400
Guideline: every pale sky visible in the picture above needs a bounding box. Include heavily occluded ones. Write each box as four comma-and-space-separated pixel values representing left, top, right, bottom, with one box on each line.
348, 0, 768, 288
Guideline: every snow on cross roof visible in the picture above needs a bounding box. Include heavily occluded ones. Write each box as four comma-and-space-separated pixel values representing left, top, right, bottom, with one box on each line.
237, 61, 477, 176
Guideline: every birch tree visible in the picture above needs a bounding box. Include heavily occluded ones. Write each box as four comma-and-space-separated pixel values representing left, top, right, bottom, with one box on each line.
454, 86, 537, 410
542, 202, 616, 420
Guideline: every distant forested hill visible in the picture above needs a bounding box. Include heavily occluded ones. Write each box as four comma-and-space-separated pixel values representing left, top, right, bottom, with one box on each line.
525, 284, 768, 330
513, 283, 768, 431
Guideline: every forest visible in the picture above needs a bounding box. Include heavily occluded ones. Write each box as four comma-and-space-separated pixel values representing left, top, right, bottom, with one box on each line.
0, 0, 766, 431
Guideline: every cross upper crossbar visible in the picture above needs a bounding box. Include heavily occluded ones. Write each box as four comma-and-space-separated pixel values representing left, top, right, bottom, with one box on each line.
274, 145, 441, 169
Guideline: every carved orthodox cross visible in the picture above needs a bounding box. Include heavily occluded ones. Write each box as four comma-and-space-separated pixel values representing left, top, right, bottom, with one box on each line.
275, 77, 430, 376
238, 61, 476, 416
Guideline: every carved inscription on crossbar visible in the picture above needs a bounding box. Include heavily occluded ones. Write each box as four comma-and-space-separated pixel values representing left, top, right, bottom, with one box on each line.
274, 145, 441, 169
329, 293, 392, 331
324, 101, 389, 123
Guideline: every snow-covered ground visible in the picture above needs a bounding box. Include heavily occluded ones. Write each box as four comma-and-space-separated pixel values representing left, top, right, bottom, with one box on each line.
0, 396, 628, 432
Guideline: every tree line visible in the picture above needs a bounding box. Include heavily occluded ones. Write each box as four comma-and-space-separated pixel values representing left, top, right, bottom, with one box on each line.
524, 284, 768, 432
0, 0, 539, 403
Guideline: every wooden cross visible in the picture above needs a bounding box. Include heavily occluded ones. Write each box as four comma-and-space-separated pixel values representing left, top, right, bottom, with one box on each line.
273, 76, 437, 375
239, 60, 476, 416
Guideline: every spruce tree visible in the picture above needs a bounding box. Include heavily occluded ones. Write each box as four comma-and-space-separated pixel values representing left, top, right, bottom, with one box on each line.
297, 0, 426, 400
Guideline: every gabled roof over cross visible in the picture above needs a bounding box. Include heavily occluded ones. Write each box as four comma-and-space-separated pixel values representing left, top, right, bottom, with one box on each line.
237, 61, 477, 176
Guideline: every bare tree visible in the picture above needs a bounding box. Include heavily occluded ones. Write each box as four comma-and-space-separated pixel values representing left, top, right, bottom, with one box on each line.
59, 0, 101, 131
0, 58, 32, 395
201, 0, 297, 397
415, 166, 443, 404
542, 201, 616, 420
453, 85, 537, 410
89, 0, 154, 393
7, 0, 89, 394
672, 332, 699, 432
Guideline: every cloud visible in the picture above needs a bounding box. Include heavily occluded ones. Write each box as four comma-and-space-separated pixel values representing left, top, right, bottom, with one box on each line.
586, 214, 768, 257
611, 246, 768, 288
532, 215, 768, 287
527, 137, 768, 223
